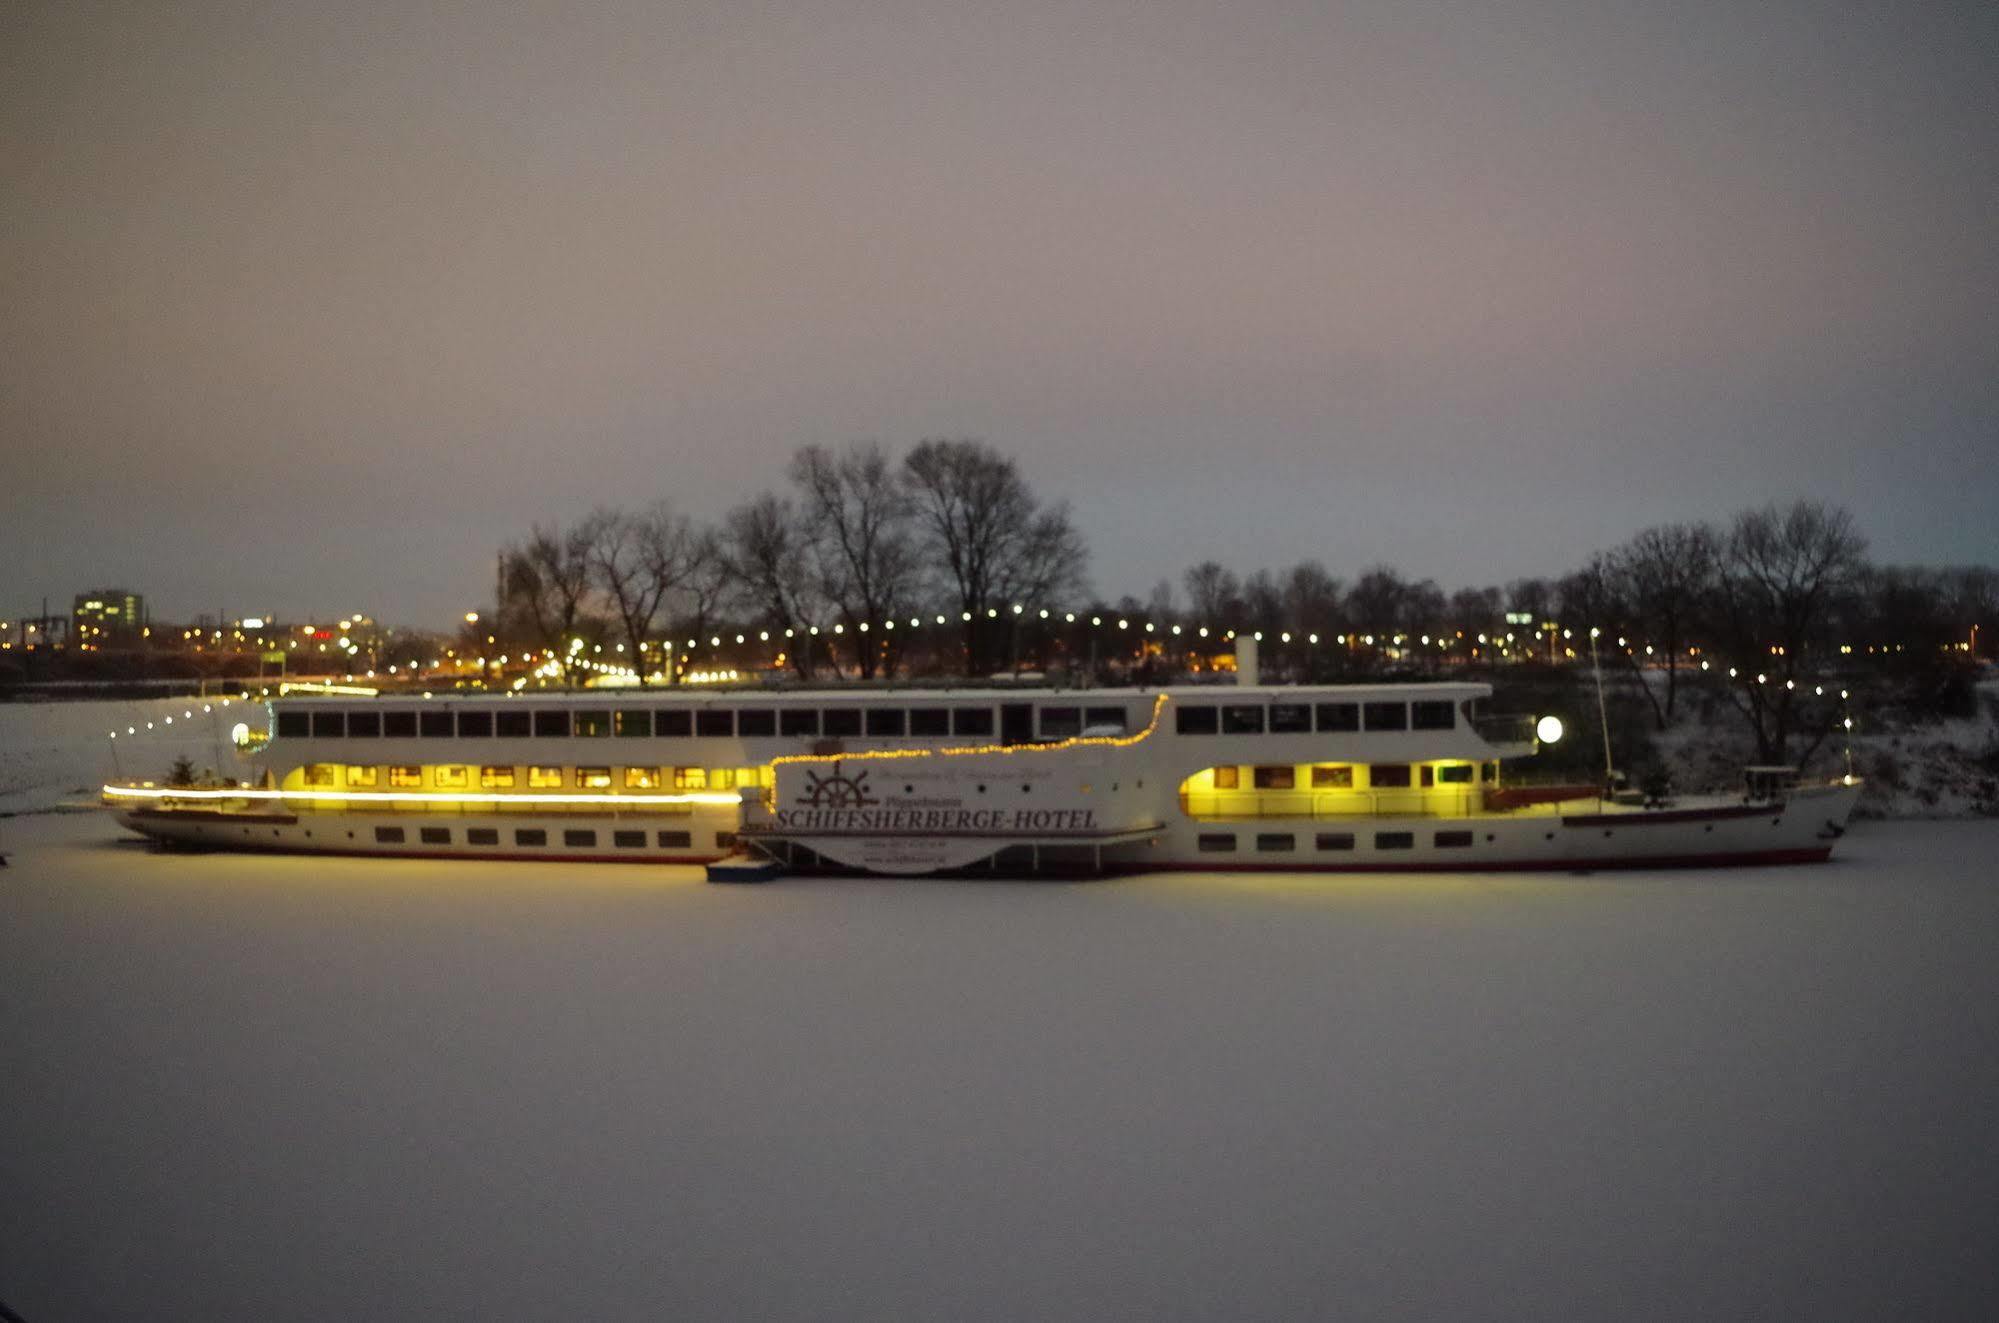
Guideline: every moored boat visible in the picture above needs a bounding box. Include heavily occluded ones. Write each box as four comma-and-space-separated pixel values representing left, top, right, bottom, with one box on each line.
104, 677, 1861, 876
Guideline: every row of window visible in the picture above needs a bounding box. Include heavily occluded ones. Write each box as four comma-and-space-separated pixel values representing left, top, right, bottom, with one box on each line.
369, 824, 723, 850
1205, 762, 1483, 790
299, 764, 768, 790
1174, 700, 1457, 737
1198, 829, 1481, 853
276, 703, 1129, 742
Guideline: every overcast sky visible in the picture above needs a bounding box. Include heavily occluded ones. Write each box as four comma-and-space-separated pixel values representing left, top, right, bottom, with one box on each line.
4, 0, 1994, 626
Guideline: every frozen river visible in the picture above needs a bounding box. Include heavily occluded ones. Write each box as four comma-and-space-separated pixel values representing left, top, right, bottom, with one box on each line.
3, 812, 1995, 1321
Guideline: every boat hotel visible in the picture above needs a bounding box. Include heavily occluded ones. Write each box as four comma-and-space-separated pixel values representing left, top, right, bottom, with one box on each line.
105, 660, 1863, 875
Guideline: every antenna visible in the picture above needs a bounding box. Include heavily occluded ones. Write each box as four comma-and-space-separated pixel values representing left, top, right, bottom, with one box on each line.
1589, 627, 1614, 786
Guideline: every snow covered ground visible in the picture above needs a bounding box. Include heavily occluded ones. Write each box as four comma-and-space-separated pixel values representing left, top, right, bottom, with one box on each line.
0, 695, 260, 815
3, 811, 1995, 1321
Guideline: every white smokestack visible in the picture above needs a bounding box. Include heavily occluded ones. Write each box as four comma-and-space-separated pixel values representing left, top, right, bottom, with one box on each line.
1235, 634, 1259, 686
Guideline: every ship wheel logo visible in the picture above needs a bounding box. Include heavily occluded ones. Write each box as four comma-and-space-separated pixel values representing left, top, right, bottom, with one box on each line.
798, 761, 878, 809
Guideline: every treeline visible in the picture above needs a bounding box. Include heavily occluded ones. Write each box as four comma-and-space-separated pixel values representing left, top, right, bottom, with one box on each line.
494, 439, 1086, 682
488, 439, 1991, 764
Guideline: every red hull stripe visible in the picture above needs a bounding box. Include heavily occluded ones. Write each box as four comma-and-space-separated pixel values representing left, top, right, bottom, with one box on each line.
1144, 846, 1834, 873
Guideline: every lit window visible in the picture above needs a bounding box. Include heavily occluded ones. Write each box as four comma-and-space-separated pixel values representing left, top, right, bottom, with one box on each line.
345, 766, 379, 787
435, 766, 468, 788
480, 765, 517, 789
1311, 765, 1353, 789
1438, 764, 1475, 784
527, 766, 563, 788
302, 764, 337, 787
674, 766, 707, 790
623, 767, 660, 789
1252, 765, 1295, 790
712, 768, 736, 790
389, 766, 421, 788
1212, 766, 1240, 789
577, 767, 612, 788
1370, 765, 1412, 788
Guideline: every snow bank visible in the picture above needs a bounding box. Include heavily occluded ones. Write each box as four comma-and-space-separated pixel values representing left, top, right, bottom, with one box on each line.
0, 696, 264, 814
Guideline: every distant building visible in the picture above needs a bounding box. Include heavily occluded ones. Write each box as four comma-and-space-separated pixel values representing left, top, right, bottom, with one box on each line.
74, 588, 145, 646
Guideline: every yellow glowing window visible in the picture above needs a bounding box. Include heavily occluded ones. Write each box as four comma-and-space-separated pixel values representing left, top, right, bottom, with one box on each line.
578, 767, 613, 789
1437, 764, 1475, 784
674, 766, 706, 790
303, 764, 337, 787
1212, 766, 1240, 789
740, 767, 764, 788
435, 766, 469, 788
389, 766, 421, 788
712, 768, 736, 790
345, 766, 379, 787
1311, 765, 1353, 789
528, 766, 563, 788
623, 767, 660, 789
480, 765, 516, 789
1252, 765, 1295, 790
1370, 764, 1412, 789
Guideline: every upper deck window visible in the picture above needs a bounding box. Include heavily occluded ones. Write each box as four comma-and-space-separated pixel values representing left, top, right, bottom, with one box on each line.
823, 709, 862, 738
909, 708, 950, 737
951, 708, 994, 737
1085, 706, 1127, 734
311, 711, 346, 738
1411, 701, 1455, 731
1221, 705, 1265, 735
656, 709, 692, 737
382, 711, 418, 738
780, 709, 820, 737
614, 710, 651, 738
1363, 702, 1408, 732
737, 709, 776, 737
1315, 703, 1359, 732
1039, 707, 1081, 739
1269, 703, 1310, 734
494, 710, 530, 738
276, 711, 310, 739
534, 711, 570, 738
456, 711, 492, 737
347, 711, 380, 738
574, 710, 611, 737
695, 710, 733, 738
1176, 705, 1218, 735
866, 709, 906, 737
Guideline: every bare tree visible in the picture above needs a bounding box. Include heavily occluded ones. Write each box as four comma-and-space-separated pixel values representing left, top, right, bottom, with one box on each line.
1614, 521, 1719, 725
902, 439, 1088, 674
587, 503, 700, 685
790, 442, 919, 678
1182, 561, 1242, 626
1711, 501, 1868, 763
501, 520, 600, 683
1281, 562, 1343, 637
720, 494, 818, 678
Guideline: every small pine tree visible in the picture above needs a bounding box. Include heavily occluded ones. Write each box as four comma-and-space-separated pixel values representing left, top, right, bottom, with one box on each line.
166, 755, 197, 787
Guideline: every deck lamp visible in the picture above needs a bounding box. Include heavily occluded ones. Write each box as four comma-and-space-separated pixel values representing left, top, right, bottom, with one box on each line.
1535, 715, 1564, 744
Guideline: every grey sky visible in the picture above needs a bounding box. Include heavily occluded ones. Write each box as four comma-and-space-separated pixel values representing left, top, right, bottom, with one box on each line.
4, 0, 1994, 625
